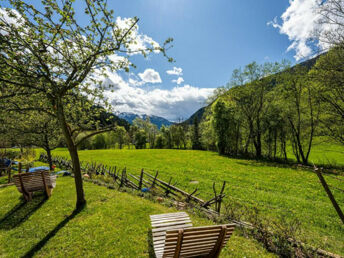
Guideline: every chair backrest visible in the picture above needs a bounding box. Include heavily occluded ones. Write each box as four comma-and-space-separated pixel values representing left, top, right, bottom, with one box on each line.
13, 170, 56, 192
162, 224, 235, 258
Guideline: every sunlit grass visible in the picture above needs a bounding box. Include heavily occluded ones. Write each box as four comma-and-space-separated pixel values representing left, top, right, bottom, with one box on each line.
0, 177, 274, 257
46, 147, 344, 255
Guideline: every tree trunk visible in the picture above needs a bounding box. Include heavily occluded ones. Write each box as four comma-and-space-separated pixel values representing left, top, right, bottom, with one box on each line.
44, 132, 53, 170
56, 98, 86, 208
46, 148, 53, 171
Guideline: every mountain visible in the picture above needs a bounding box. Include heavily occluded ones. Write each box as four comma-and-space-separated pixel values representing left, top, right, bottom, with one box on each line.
183, 56, 321, 125
92, 106, 131, 130
181, 106, 207, 125
117, 112, 173, 129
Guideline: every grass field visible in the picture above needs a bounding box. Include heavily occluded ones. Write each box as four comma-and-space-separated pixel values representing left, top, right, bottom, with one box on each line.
0, 177, 274, 257
285, 137, 344, 167
46, 148, 344, 255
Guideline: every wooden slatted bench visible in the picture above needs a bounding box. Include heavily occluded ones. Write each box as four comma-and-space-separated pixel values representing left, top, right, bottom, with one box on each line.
150, 212, 235, 258
13, 170, 57, 201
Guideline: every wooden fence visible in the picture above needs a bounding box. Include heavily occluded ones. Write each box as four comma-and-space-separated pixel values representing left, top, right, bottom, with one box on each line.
39, 154, 226, 214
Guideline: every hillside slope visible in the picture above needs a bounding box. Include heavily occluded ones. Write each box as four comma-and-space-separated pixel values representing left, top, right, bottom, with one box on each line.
184, 56, 320, 125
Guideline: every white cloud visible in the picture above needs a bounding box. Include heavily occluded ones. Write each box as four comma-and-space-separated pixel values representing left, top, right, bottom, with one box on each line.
268, 0, 322, 60
101, 70, 214, 121
115, 17, 160, 55
268, 0, 344, 61
166, 67, 183, 76
172, 77, 184, 85
138, 68, 162, 84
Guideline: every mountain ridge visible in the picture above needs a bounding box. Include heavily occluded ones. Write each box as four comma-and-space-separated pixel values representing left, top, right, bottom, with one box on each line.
116, 112, 173, 129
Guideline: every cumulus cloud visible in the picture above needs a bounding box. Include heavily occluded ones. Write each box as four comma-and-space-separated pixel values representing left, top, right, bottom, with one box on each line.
115, 17, 160, 55
268, 0, 322, 60
172, 77, 184, 85
138, 68, 162, 84
101, 70, 214, 121
166, 67, 183, 76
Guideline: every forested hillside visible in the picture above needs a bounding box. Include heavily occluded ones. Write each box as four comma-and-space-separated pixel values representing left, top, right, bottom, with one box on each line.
192, 48, 343, 165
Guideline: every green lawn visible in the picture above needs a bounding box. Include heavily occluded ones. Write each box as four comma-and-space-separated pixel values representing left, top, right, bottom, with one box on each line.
0, 177, 274, 257
285, 137, 344, 167
307, 137, 344, 167
48, 148, 344, 255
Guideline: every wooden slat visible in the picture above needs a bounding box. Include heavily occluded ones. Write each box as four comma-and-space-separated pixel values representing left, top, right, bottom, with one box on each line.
152, 220, 192, 228
150, 212, 188, 218
152, 223, 193, 233
151, 216, 190, 223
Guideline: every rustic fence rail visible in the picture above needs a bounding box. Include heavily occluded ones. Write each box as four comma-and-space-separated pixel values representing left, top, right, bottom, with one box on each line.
39, 154, 225, 214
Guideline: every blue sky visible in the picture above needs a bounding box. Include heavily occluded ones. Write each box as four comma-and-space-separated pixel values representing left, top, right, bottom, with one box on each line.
1, 0, 323, 121
112, 0, 294, 89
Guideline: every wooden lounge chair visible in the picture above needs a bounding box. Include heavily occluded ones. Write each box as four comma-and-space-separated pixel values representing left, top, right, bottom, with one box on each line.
13, 170, 56, 201
150, 212, 235, 258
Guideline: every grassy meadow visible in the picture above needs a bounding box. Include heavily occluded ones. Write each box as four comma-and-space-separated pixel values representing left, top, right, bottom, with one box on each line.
46, 147, 344, 255
0, 177, 274, 257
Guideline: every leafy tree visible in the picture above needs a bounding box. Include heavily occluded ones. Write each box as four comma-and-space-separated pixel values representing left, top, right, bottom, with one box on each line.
191, 116, 202, 150
155, 134, 165, 149
0, 111, 61, 169
212, 99, 240, 155
310, 46, 344, 145
93, 134, 106, 149
0, 1, 172, 208
161, 125, 172, 149
229, 61, 289, 157
133, 117, 158, 148
114, 126, 126, 149
134, 129, 147, 149
277, 65, 320, 164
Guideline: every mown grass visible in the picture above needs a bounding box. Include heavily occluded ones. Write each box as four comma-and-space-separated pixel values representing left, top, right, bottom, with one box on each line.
0, 177, 274, 257
307, 137, 344, 167
284, 137, 344, 167
48, 148, 344, 255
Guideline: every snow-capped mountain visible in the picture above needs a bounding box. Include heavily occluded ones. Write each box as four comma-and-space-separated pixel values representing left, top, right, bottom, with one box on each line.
116, 112, 173, 129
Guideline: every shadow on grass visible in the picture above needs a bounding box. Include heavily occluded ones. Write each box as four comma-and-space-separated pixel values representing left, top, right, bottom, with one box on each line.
0, 194, 47, 230
147, 229, 156, 258
22, 204, 85, 258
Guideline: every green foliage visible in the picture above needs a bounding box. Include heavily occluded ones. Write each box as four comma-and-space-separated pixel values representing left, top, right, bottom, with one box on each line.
155, 134, 165, 149
202, 56, 343, 165
191, 116, 202, 150
134, 129, 147, 149
114, 126, 127, 149
309, 45, 344, 145
93, 134, 107, 150
0, 149, 20, 160
0, 0, 173, 206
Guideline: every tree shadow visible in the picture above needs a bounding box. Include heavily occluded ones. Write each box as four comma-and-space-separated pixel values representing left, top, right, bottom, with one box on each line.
0, 194, 47, 230
147, 229, 156, 258
22, 204, 85, 258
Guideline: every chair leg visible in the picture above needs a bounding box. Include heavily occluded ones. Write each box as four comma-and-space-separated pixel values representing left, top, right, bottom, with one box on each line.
46, 188, 52, 198
23, 192, 32, 202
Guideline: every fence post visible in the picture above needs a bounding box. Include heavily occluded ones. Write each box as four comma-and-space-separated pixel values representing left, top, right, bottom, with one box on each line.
139, 169, 144, 190
151, 171, 158, 188
315, 168, 344, 224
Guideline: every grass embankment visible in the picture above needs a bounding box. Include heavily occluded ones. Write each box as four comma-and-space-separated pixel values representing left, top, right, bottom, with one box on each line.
0, 177, 274, 257
49, 148, 344, 255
